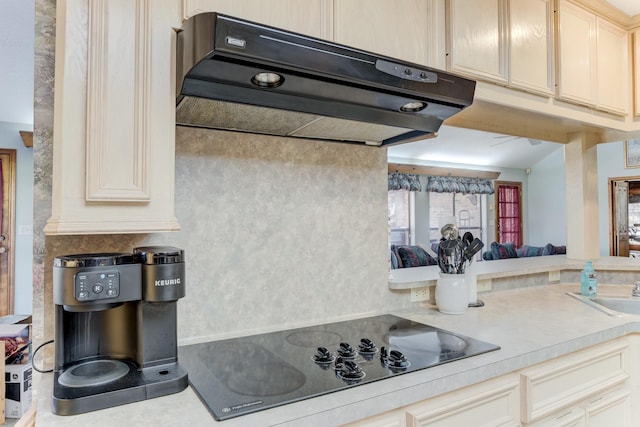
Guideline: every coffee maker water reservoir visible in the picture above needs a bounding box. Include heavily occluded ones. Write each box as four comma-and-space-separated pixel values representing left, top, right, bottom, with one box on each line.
52, 249, 188, 415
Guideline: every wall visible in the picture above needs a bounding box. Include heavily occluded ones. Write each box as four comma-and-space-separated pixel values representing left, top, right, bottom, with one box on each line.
0, 122, 33, 314
526, 146, 567, 246
171, 127, 398, 341
520, 139, 639, 257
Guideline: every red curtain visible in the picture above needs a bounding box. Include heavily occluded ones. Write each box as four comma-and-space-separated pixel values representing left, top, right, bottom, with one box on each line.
497, 185, 521, 246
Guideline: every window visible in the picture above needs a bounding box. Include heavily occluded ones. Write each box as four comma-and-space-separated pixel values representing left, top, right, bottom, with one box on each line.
388, 190, 410, 245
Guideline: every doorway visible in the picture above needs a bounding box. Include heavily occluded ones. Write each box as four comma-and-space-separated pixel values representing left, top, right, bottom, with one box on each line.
0, 149, 16, 314
609, 176, 640, 257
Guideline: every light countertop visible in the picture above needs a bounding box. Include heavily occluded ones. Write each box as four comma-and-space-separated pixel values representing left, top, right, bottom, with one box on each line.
35, 281, 640, 426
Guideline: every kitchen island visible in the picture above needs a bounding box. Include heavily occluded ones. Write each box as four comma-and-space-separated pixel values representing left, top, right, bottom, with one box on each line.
35, 260, 640, 426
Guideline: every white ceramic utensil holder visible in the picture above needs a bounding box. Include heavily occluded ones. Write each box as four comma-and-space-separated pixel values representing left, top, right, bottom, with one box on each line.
435, 273, 467, 314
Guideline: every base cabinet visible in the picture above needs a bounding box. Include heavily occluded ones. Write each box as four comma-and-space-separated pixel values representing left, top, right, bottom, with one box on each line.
529, 387, 631, 427
520, 338, 630, 424
343, 375, 521, 427
344, 337, 634, 427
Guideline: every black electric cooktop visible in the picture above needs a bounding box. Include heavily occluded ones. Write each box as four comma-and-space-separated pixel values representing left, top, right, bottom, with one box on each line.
178, 314, 500, 421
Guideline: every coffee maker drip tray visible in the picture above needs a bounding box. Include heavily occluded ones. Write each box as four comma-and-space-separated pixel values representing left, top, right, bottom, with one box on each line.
58, 360, 129, 388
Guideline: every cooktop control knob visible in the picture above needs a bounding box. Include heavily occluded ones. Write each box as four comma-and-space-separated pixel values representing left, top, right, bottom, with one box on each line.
357, 338, 378, 358
313, 346, 335, 364
380, 346, 411, 371
336, 342, 357, 358
335, 359, 365, 383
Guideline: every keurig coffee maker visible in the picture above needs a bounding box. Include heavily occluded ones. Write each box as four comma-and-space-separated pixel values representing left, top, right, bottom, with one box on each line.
52, 247, 188, 415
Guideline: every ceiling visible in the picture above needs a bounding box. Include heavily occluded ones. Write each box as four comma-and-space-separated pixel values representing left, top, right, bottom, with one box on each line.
387, 126, 564, 169
1, 1, 637, 168
606, 0, 640, 15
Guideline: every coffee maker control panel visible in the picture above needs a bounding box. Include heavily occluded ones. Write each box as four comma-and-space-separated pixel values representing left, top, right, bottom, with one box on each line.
75, 271, 120, 302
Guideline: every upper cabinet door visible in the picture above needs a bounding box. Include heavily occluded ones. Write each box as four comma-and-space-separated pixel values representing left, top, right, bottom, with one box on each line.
595, 17, 629, 115
182, 0, 330, 38
557, 0, 596, 106
509, 0, 554, 95
448, 0, 507, 82
634, 29, 640, 117
557, 0, 628, 115
333, 0, 445, 69
45, 0, 182, 235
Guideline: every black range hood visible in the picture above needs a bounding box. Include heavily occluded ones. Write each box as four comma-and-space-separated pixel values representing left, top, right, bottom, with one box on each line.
176, 13, 476, 147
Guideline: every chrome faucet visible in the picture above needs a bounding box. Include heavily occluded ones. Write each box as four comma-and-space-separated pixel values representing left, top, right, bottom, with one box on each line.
633, 282, 640, 297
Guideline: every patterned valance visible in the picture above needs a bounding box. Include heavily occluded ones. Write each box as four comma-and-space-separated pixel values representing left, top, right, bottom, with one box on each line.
388, 172, 422, 191
425, 176, 494, 195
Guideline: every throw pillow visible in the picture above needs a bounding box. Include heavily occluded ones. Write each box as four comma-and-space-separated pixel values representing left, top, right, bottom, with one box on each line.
490, 242, 518, 259
390, 249, 399, 269
553, 245, 567, 254
396, 245, 436, 267
518, 245, 545, 257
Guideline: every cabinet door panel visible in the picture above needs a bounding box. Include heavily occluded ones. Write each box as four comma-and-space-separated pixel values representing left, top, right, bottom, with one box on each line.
557, 0, 596, 106
530, 407, 585, 427
334, 0, 438, 67
86, 0, 150, 201
509, 0, 553, 95
407, 379, 520, 426
635, 29, 640, 116
46, 0, 181, 234
585, 388, 631, 427
520, 340, 629, 423
448, 0, 507, 82
595, 17, 628, 115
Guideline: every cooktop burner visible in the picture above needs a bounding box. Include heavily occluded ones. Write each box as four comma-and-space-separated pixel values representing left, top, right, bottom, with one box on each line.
178, 314, 499, 421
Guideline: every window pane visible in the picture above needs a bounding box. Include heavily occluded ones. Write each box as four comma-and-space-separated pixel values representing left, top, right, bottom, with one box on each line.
429, 192, 454, 243
388, 190, 409, 246
429, 192, 484, 260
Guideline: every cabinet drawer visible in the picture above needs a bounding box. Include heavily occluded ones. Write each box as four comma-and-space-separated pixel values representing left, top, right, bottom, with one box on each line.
407, 378, 520, 426
520, 340, 630, 424
530, 407, 585, 427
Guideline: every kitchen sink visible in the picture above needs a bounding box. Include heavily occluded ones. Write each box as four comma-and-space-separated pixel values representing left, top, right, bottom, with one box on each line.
567, 292, 640, 316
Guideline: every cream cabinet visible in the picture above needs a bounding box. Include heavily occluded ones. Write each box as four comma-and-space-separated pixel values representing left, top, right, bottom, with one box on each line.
333, 0, 446, 69
509, 0, 554, 95
45, 0, 183, 234
633, 28, 640, 116
529, 387, 631, 427
345, 337, 634, 427
521, 338, 631, 426
343, 374, 521, 427
447, 0, 553, 94
556, 0, 629, 115
447, 0, 507, 82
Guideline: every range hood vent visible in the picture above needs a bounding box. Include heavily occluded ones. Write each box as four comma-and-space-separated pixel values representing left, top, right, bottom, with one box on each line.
176, 13, 476, 147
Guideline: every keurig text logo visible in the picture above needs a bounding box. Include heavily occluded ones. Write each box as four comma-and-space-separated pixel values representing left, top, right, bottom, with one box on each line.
154, 278, 181, 287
